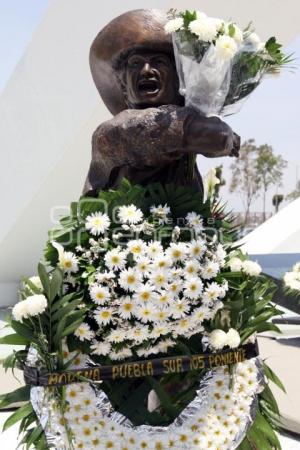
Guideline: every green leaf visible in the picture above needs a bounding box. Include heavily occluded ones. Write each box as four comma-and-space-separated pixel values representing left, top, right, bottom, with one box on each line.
10, 320, 34, 341
38, 263, 50, 299
2, 402, 33, 431
0, 386, 30, 409
263, 362, 286, 393
49, 268, 63, 302
228, 23, 236, 38
0, 333, 29, 345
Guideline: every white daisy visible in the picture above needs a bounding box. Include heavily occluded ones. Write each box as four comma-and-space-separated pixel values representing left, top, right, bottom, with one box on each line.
146, 241, 163, 259
74, 323, 94, 341
135, 305, 155, 323
107, 329, 127, 343
89, 284, 110, 305
150, 323, 170, 338
184, 259, 201, 278
119, 296, 135, 319
168, 279, 182, 297
93, 307, 113, 326
127, 239, 146, 258
136, 256, 152, 275
104, 249, 127, 270
119, 268, 141, 292
150, 204, 171, 224
85, 211, 110, 235
149, 270, 168, 289
166, 242, 187, 261
128, 326, 149, 342
118, 204, 143, 224
154, 308, 169, 322
171, 299, 190, 319
201, 261, 220, 279
188, 239, 207, 259
90, 340, 111, 356
183, 277, 203, 299
186, 211, 204, 233
155, 290, 172, 306
152, 255, 171, 271
60, 251, 79, 273
134, 282, 156, 304
203, 282, 223, 302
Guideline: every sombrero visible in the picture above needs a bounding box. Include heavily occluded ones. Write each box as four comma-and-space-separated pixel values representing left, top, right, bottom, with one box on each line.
89, 9, 173, 115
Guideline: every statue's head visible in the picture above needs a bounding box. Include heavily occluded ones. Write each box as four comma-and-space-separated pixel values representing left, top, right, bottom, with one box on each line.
90, 9, 183, 115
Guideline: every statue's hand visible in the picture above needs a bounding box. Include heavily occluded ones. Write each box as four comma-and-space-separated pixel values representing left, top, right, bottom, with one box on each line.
184, 114, 240, 158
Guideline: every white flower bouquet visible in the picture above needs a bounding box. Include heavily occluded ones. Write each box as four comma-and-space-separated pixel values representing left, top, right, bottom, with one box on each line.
0, 181, 285, 450
165, 10, 293, 116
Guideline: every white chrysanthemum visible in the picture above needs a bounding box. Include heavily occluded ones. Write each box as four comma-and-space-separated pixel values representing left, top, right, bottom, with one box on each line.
209, 329, 227, 350
90, 340, 111, 356
166, 242, 187, 261
150, 323, 169, 338
96, 270, 115, 283
93, 307, 113, 325
127, 239, 147, 258
150, 204, 171, 224
164, 17, 184, 34
110, 348, 132, 361
188, 239, 207, 259
26, 276, 43, 291
201, 261, 220, 279
128, 326, 149, 342
146, 241, 163, 259
104, 249, 127, 270
192, 306, 208, 323
89, 284, 110, 305
228, 256, 243, 272
241, 260, 262, 276
85, 211, 110, 235
293, 262, 300, 272
152, 255, 171, 271
134, 282, 156, 303
168, 279, 182, 297
119, 268, 141, 292
226, 328, 241, 348
189, 17, 218, 42
135, 305, 155, 323
184, 277, 203, 299
171, 299, 190, 319
74, 323, 94, 341
154, 308, 169, 323
156, 290, 172, 306
119, 296, 135, 319
284, 271, 300, 291
107, 329, 127, 343
184, 259, 200, 278
149, 270, 168, 289
61, 251, 79, 273
12, 294, 48, 321
118, 204, 143, 224
215, 35, 238, 59
136, 256, 152, 275
186, 211, 203, 233
203, 282, 223, 302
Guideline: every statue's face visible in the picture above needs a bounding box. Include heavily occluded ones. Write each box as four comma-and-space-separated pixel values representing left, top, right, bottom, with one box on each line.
123, 50, 182, 108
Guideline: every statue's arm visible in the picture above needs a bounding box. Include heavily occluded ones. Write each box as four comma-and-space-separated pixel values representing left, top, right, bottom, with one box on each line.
83, 105, 240, 194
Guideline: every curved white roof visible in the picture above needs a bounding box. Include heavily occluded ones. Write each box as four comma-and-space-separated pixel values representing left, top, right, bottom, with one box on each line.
240, 197, 300, 254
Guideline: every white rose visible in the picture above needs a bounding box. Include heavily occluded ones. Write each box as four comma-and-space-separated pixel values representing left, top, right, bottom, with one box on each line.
242, 260, 262, 277
189, 18, 218, 42
228, 257, 243, 272
209, 329, 227, 350
164, 17, 184, 34
215, 35, 238, 59
12, 294, 48, 322
226, 328, 241, 348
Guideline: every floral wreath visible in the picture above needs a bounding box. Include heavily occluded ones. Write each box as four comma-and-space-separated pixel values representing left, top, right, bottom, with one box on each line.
1, 181, 284, 450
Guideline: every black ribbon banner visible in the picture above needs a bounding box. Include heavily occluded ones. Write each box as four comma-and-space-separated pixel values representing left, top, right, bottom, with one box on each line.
24, 342, 258, 387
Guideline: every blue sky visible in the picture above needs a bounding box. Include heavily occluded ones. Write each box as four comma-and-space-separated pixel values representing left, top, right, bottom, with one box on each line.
0, 1, 299, 213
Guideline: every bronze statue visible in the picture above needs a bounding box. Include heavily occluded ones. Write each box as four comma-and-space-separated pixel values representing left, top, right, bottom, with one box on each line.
83, 9, 240, 196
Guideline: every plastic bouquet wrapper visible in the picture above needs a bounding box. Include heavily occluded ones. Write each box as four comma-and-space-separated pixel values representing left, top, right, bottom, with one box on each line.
165, 10, 293, 117
0, 181, 285, 449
